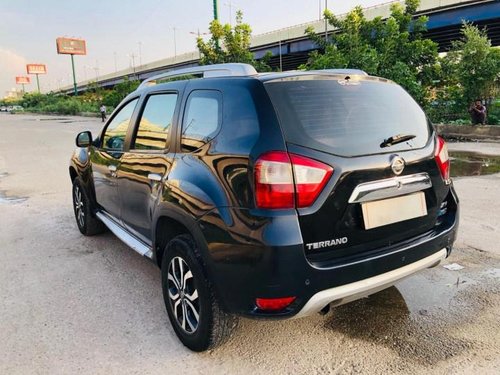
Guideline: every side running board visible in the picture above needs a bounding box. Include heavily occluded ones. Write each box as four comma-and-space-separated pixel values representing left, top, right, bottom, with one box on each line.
96, 211, 153, 259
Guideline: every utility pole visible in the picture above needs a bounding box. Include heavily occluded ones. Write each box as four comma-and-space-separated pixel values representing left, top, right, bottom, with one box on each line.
325, 0, 328, 42
224, 1, 237, 26
213, 0, 218, 20
279, 39, 283, 72
213, 0, 219, 49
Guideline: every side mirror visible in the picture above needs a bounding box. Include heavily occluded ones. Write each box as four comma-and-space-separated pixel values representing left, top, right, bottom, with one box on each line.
76, 131, 92, 147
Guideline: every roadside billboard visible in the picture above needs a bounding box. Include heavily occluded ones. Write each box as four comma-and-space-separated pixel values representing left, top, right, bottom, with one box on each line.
56, 37, 87, 55
26, 64, 47, 75
16, 76, 31, 84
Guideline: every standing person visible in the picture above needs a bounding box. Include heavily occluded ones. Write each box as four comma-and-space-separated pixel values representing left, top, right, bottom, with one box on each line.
100, 104, 107, 123
468, 100, 487, 125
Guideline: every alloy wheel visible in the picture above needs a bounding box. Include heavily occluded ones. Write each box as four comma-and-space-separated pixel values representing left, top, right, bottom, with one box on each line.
167, 256, 200, 334
74, 185, 85, 228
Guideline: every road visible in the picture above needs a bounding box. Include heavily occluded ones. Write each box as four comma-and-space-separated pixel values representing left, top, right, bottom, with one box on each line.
0, 113, 499, 375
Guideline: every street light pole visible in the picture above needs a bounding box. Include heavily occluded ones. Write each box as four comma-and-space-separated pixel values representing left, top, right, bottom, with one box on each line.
173, 28, 177, 59
138, 42, 142, 66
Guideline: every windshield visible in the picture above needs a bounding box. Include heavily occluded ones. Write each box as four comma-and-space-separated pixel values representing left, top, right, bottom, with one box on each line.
265, 76, 430, 157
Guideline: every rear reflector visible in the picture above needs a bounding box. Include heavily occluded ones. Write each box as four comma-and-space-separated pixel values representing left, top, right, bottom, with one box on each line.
254, 151, 333, 209
435, 136, 450, 182
256, 297, 296, 311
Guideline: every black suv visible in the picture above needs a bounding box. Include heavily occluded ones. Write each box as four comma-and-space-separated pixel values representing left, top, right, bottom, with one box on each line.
70, 63, 459, 351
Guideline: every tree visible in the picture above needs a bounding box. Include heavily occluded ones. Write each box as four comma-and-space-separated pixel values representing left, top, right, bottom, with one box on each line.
444, 23, 500, 106
197, 11, 271, 71
301, 0, 438, 105
103, 76, 140, 107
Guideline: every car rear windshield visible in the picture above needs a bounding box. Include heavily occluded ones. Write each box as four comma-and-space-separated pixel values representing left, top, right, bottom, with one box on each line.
265, 76, 430, 157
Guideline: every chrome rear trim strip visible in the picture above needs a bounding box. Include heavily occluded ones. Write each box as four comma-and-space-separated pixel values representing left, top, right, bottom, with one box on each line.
348, 173, 432, 203
96, 211, 153, 259
293, 248, 447, 319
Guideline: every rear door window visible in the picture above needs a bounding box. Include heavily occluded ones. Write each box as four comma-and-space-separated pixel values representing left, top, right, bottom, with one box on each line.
265, 76, 430, 157
132, 93, 178, 151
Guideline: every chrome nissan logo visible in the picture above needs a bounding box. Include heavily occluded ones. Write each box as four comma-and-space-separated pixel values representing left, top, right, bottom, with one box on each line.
391, 156, 405, 175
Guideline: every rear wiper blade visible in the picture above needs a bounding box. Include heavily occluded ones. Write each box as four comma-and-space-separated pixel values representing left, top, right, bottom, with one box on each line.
380, 134, 416, 148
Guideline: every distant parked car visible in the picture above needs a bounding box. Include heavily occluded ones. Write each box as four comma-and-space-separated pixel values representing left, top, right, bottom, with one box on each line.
69, 63, 459, 351
10, 105, 24, 112
0, 106, 7, 112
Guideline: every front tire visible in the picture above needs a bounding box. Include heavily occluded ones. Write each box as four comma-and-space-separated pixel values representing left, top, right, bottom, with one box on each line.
161, 234, 238, 351
72, 178, 105, 236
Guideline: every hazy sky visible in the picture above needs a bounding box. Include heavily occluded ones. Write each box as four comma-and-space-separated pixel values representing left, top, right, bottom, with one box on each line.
1, 0, 386, 95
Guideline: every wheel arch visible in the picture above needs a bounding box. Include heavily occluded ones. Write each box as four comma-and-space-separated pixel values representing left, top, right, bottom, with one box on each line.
69, 166, 78, 182
153, 208, 210, 270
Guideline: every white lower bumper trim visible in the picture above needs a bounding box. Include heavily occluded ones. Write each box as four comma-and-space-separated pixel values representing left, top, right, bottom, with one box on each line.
293, 248, 447, 319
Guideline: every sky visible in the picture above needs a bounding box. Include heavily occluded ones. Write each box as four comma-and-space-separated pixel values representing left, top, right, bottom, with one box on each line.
0, 0, 387, 96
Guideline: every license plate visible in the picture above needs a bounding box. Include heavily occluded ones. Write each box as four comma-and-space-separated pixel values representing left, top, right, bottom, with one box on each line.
361, 192, 427, 230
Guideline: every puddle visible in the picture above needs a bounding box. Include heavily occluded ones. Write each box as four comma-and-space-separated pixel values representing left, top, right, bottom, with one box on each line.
0, 191, 28, 204
449, 151, 500, 177
0, 172, 28, 204
325, 269, 481, 365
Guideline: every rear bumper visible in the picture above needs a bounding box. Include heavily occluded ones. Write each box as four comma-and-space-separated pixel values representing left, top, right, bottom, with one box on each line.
197, 187, 459, 319
294, 248, 447, 318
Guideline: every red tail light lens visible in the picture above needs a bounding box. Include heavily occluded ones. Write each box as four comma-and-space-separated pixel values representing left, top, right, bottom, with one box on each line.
254, 151, 333, 209
435, 136, 450, 182
290, 154, 333, 208
256, 296, 296, 311
254, 152, 294, 209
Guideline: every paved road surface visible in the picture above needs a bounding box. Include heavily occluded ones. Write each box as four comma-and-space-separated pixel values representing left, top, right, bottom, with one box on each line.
0, 113, 499, 374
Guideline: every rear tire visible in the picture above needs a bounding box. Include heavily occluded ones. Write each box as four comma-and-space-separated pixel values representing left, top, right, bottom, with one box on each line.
161, 234, 238, 351
72, 178, 105, 236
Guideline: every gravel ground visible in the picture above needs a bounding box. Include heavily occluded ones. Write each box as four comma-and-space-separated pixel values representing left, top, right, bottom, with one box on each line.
1, 113, 499, 374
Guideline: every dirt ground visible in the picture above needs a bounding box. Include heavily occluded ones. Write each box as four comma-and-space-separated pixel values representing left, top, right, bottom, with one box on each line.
0, 113, 499, 375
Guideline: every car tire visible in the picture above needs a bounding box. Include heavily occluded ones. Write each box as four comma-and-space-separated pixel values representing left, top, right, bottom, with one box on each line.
72, 178, 106, 236
161, 234, 238, 351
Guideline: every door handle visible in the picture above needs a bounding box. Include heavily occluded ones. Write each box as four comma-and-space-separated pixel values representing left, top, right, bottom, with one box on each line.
148, 173, 162, 182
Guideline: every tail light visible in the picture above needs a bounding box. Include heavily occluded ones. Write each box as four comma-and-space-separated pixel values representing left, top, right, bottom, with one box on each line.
435, 136, 450, 183
255, 151, 333, 209
256, 296, 296, 311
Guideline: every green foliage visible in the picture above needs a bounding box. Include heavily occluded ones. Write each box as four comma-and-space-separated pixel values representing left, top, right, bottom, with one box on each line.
301, 0, 438, 105
20, 92, 96, 115
103, 77, 139, 107
18, 76, 140, 116
441, 23, 500, 109
197, 11, 271, 71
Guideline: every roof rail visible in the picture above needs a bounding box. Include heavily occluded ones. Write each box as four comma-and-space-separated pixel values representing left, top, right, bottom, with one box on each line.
137, 63, 258, 90
316, 68, 368, 76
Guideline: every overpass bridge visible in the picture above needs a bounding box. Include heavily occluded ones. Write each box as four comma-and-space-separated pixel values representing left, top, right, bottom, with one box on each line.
61, 0, 500, 94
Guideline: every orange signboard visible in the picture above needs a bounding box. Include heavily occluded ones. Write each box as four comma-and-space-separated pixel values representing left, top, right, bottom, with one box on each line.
26, 64, 47, 75
16, 76, 31, 84
56, 37, 87, 55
